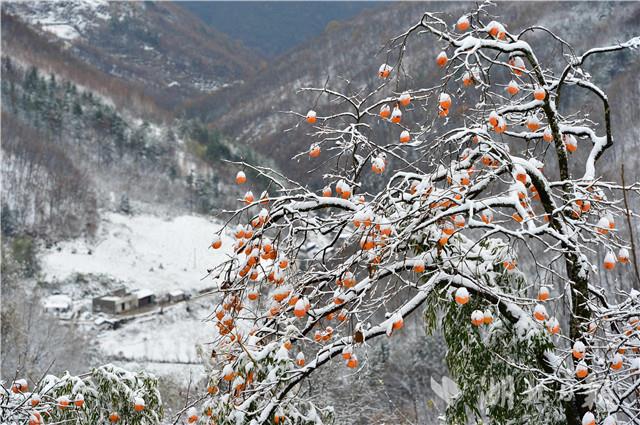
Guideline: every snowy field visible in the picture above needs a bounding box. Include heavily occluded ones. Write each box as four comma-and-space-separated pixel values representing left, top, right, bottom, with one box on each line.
97, 298, 216, 386
40, 211, 230, 382
42, 212, 232, 293
37, 210, 324, 385
98, 298, 215, 362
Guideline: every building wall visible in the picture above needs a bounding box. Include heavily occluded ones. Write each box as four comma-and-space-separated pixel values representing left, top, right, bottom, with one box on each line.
93, 296, 138, 314
93, 298, 118, 314
137, 295, 155, 307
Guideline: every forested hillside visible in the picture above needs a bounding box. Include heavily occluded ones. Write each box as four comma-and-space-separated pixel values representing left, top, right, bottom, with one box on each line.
3, 1, 259, 112
187, 1, 640, 190
1, 0, 282, 232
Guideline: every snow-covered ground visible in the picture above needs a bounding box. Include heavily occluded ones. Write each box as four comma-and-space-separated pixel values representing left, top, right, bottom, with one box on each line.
42, 211, 232, 294
98, 299, 215, 364
97, 297, 215, 386
4, 0, 111, 40
38, 209, 328, 388
39, 211, 230, 383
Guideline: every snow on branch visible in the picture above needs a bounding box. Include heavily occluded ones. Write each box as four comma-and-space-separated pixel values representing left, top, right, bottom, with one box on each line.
197, 6, 640, 425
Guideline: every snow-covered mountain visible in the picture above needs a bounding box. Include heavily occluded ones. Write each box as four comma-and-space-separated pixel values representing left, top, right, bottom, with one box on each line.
2, 1, 260, 114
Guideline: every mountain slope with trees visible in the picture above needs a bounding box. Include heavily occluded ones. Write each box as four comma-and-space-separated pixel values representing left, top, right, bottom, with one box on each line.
2, 1, 260, 115
188, 1, 640, 189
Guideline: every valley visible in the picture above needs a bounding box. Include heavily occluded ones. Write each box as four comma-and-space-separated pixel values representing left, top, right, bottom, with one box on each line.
1, 2, 639, 424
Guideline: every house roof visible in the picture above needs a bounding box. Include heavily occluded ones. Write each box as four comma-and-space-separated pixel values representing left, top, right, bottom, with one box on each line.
134, 289, 155, 299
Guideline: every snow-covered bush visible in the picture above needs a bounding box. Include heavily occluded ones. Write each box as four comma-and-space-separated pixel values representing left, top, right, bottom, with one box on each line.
1, 364, 162, 424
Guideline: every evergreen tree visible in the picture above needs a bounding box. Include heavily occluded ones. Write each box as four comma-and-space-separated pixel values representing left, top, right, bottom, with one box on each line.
1, 204, 17, 237
119, 193, 132, 215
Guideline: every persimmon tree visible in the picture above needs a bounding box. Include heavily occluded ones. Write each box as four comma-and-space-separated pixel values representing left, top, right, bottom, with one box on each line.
203, 5, 640, 425
1, 365, 162, 424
